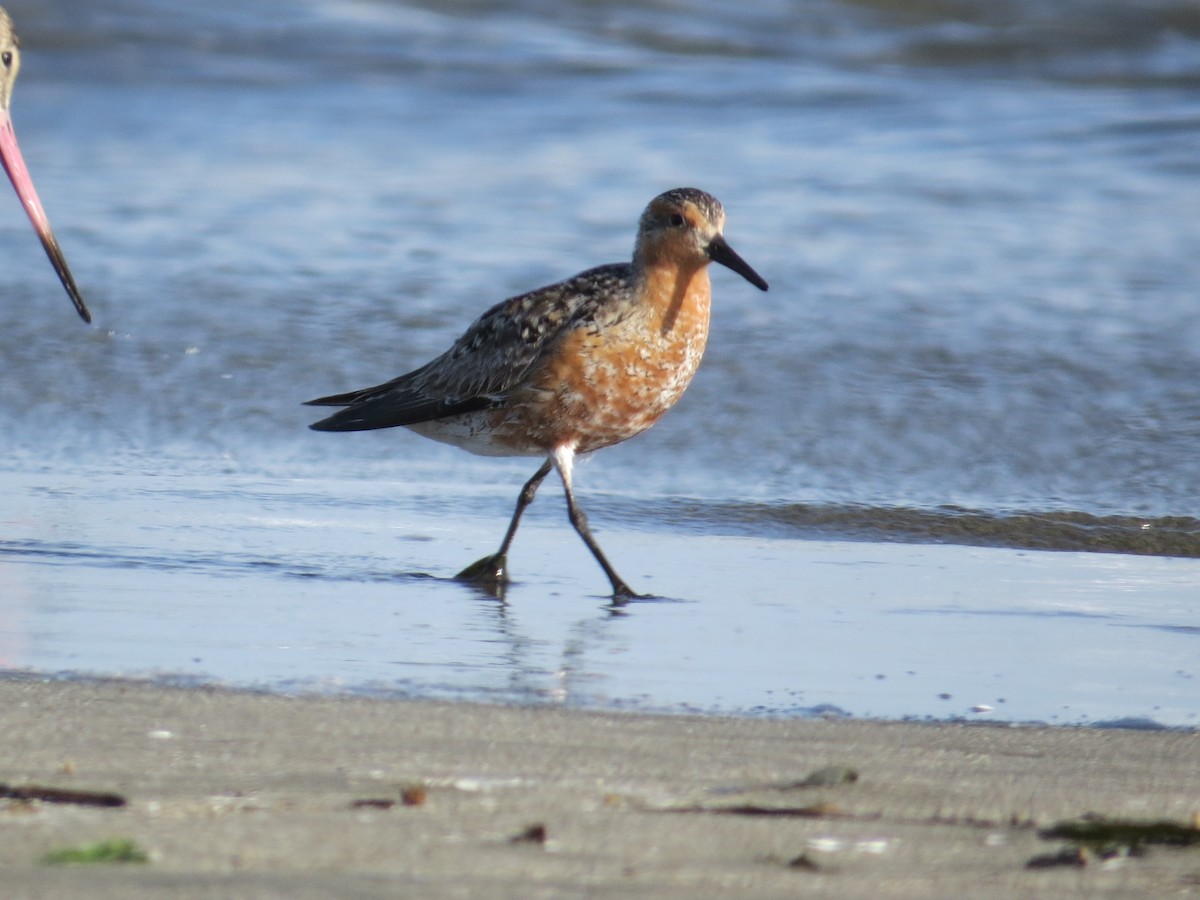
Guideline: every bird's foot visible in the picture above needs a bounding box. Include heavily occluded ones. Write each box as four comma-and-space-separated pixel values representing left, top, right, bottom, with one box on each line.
456, 553, 508, 588
609, 580, 649, 604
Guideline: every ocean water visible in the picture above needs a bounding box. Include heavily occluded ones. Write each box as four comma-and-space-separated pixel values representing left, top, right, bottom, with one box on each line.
1, 0, 1197, 725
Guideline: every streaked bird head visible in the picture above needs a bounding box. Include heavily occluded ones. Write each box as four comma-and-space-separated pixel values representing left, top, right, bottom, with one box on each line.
635, 187, 768, 292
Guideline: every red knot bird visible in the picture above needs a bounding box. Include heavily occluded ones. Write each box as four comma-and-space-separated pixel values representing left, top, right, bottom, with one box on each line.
307, 187, 768, 599
0, 7, 90, 322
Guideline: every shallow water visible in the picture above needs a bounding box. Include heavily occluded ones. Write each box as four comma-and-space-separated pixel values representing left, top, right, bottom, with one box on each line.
1, 0, 1197, 724
4, 461, 1198, 726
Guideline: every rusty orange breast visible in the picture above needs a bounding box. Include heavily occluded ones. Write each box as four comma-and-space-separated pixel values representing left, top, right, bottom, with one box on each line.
493, 265, 712, 454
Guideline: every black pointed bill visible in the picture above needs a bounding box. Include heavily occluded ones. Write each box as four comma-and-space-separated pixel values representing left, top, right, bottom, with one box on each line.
707, 234, 768, 291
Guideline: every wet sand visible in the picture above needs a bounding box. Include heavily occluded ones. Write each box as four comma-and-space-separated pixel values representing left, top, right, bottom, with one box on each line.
2, 676, 1198, 897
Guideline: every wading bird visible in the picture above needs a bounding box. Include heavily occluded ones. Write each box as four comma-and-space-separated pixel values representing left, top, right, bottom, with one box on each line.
308, 188, 767, 599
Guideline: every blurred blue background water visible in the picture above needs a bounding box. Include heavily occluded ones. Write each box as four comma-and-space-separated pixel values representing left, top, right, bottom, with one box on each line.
1, 0, 1197, 724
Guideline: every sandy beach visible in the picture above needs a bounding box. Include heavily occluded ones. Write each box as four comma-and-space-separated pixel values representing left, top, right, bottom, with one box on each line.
2, 676, 1197, 898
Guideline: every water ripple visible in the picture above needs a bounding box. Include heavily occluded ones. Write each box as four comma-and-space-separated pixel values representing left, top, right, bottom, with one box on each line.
639, 499, 1200, 558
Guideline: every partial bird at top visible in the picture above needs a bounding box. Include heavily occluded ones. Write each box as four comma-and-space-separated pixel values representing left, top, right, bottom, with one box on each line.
0, 7, 90, 323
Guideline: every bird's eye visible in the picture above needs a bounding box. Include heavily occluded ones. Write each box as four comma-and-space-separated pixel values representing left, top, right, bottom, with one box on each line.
668, 213, 685, 227
1, 52, 12, 69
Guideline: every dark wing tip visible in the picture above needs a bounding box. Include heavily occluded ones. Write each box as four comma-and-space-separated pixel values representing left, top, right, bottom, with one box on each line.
306, 390, 492, 432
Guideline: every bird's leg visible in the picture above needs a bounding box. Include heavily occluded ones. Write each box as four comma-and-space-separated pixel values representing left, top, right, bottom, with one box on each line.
552, 447, 643, 601
456, 458, 553, 587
